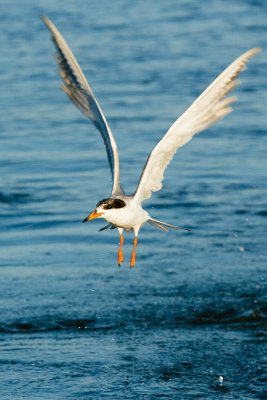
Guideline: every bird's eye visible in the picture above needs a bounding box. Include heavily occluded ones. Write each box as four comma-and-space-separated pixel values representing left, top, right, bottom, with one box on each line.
106, 205, 112, 210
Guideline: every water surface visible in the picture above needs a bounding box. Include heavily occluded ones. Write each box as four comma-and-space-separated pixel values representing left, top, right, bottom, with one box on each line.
0, 1, 266, 399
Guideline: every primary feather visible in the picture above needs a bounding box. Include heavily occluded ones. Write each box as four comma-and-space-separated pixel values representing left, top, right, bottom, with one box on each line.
42, 16, 123, 196
134, 48, 261, 203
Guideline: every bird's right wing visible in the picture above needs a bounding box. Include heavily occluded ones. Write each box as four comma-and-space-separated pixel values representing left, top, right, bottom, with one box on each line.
134, 48, 261, 203
42, 16, 123, 196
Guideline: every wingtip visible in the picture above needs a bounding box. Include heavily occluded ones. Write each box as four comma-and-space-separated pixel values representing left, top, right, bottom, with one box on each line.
245, 47, 262, 59
252, 47, 262, 54
41, 15, 49, 26
41, 15, 55, 33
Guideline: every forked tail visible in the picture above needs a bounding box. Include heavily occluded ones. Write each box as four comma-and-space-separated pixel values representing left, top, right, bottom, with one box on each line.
147, 218, 191, 232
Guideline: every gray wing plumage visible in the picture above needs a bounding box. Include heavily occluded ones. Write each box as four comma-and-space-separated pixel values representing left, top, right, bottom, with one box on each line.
42, 16, 123, 196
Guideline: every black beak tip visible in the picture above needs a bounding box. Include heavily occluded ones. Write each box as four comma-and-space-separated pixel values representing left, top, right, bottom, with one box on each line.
82, 217, 88, 223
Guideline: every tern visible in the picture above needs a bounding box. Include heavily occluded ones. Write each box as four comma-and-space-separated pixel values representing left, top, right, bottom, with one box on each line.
43, 16, 260, 268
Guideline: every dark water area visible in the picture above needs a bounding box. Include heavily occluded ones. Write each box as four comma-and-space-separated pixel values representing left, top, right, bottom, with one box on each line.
0, 0, 266, 399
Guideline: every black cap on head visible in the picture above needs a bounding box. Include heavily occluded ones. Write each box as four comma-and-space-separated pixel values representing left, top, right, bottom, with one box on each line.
96, 198, 126, 210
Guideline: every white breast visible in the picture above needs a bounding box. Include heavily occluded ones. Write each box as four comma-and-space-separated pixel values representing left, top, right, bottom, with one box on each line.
104, 199, 149, 230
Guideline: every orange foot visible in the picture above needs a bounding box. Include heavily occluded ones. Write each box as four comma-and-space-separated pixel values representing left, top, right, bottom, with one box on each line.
118, 234, 124, 266
130, 237, 138, 269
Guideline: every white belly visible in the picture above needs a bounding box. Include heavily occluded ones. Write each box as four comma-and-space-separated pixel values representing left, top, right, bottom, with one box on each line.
105, 205, 149, 230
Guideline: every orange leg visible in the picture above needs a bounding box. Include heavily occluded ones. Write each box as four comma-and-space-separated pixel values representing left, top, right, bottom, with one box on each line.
130, 237, 138, 269
118, 233, 124, 266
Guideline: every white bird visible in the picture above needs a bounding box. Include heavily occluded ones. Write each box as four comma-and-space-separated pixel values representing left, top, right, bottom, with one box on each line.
42, 16, 260, 268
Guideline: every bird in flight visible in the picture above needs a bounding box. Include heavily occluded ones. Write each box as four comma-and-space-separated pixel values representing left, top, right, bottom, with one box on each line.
42, 16, 260, 268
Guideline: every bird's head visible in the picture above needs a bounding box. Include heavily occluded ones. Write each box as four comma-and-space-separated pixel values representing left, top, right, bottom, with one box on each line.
82, 198, 126, 223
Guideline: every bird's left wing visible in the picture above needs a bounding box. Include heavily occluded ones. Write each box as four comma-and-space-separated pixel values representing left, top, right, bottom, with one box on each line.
133, 48, 261, 203
42, 16, 123, 196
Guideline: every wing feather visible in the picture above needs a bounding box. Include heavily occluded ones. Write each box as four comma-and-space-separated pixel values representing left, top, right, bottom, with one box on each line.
134, 48, 261, 202
42, 16, 123, 196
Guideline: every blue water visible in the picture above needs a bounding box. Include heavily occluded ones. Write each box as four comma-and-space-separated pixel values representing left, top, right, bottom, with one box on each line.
0, 1, 266, 399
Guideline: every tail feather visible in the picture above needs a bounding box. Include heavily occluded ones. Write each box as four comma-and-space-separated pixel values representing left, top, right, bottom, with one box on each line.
147, 218, 191, 232
99, 223, 117, 232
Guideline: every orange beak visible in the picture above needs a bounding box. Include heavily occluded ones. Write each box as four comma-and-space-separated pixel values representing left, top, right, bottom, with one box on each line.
82, 211, 104, 223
